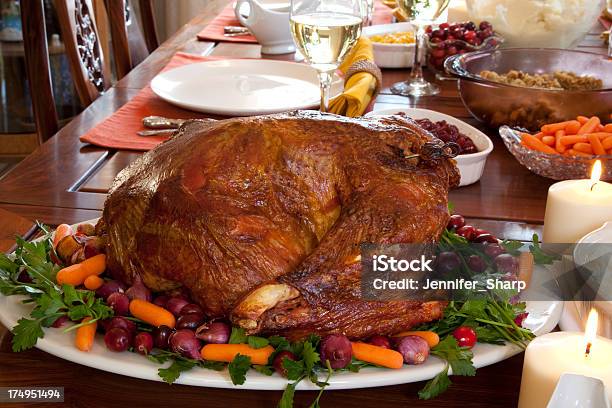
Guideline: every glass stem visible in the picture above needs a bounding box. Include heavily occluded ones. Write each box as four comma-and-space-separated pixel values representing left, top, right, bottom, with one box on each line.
318, 70, 333, 112
409, 24, 426, 83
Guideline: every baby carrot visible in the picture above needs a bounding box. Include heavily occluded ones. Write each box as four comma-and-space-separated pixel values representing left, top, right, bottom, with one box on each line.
565, 121, 581, 134
129, 299, 176, 328
560, 135, 587, 145
200, 344, 274, 365
567, 149, 592, 157
577, 117, 601, 135
602, 136, 612, 150
577, 115, 589, 125
53, 224, 73, 248
588, 134, 606, 155
84, 275, 104, 290
573, 142, 593, 154
555, 130, 566, 153
541, 136, 555, 146
582, 132, 612, 139
75, 317, 97, 352
351, 342, 404, 369
391, 331, 440, 348
596, 124, 604, 132
521, 133, 558, 154
604, 124, 612, 133
533, 132, 544, 140
541, 120, 577, 134
56, 254, 106, 286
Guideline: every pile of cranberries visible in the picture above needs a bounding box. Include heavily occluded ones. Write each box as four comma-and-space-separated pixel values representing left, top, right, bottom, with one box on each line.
425, 21, 500, 71
414, 118, 478, 155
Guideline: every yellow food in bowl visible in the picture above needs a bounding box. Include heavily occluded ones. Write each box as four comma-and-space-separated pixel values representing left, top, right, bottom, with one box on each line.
369, 31, 415, 44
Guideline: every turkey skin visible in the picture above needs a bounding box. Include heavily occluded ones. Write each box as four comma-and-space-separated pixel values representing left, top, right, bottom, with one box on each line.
97, 111, 459, 339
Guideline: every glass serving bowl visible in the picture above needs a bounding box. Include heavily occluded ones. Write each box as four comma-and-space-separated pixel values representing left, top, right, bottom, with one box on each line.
499, 126, 612, 181
444, 48, 612, 131
426, 34, 503, 80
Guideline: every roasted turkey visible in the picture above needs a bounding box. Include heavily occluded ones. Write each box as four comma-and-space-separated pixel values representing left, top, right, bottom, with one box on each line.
97, 111, 459, 340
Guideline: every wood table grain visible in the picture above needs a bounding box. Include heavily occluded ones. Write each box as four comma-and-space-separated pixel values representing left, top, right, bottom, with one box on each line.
0, 5, 608, 407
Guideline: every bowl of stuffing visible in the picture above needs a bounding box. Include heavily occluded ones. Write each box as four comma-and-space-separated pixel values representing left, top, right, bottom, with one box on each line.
444, 48, 612, 131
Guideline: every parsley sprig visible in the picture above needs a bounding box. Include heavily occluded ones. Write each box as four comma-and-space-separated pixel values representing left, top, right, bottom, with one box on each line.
0, 226, 113, 351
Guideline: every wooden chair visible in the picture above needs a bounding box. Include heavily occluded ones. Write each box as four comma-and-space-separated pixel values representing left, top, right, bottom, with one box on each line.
20, 0, 157, 144
105, 0, 159, 79
21, 0, 111, 143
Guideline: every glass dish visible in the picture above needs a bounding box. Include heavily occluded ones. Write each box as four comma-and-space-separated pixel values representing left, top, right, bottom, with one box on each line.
499, 126, 612, 181
426, 34, 503, 80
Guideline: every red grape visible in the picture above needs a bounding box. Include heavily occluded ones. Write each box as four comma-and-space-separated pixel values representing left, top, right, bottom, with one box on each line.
453, 326, 477, 348
196, 322, 230, 344
467, 255, 486, 273
153, 295, 170, 308
368, 335, 391, 349
153, 325, 173, 349
456, 225, 477, 241
96, 280, 125, 300
436, 251, 461, 273
273, 351, 298, 377
169, 329, 202, 360
134, 332, 154, 355
474, 233, 498, 244
447, 214, 466, 230
180, 303, 204, 316
166, 297, 189, 317
104, 328, 131, 352
494, 254, 519, 275
176, 313, 205, 331
107, 316, 137, 336
107, 292, 130, 316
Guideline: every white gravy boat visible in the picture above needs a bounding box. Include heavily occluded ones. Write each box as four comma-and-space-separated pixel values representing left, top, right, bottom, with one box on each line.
234, 0, 295, 55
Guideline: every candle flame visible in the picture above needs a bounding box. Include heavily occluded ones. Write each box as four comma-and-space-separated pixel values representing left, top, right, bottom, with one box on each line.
584, 308, 599, 357
590, 160, 602, 183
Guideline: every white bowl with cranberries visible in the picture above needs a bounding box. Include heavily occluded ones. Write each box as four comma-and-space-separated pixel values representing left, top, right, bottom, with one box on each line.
366, 108, 494, 186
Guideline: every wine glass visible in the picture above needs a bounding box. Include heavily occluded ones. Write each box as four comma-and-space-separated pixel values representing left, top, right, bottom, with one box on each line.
290, 0, 364, 112
391, 0, 450, 97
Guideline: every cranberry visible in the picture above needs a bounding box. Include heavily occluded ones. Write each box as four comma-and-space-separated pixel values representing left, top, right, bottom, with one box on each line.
431, 29, 445, 39
431, 48, 445, 58
447, 214, 466, 230
463, 30, 476, 40
439, 22, 450, 30
464, 21, 476, 31
446, 46, 458, 56
453, 326, 477, 348
479, 21, 492, 31
456, 225, 477, 241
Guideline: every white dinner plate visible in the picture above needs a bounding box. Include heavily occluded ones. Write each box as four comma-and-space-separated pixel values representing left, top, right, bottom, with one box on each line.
366, 108, 494, 187
150, 60, 342, 116
0, 220, 562, 390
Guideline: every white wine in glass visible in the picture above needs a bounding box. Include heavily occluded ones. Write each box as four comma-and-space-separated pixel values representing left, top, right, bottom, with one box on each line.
290, 0, 363, 112
391, 0, 449, 97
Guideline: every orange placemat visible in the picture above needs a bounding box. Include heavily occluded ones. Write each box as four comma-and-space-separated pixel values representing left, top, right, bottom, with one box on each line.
197, 3, 257, 43
197, 0, 394, 44
79, 53, 226, 151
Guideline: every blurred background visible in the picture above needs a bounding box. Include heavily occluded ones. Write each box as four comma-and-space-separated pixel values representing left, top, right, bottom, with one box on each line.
0, 0, 225, 177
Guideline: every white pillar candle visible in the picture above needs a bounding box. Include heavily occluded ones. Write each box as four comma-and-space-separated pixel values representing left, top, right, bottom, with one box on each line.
518, 311, 612, 408
543, 161, 612, 243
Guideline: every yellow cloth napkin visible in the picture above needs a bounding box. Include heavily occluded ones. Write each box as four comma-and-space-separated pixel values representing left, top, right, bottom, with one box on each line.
328, 37, 380, 118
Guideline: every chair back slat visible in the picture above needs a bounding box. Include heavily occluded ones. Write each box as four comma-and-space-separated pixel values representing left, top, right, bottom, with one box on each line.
20, 0, 59, 144
54, 0, 111, 106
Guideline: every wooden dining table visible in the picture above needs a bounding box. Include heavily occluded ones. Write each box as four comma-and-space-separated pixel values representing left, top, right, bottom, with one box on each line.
0, 4, 608, 406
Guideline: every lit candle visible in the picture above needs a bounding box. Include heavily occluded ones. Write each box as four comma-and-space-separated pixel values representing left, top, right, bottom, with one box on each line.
518, 310, 612, 408
543, 160, 612, 243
